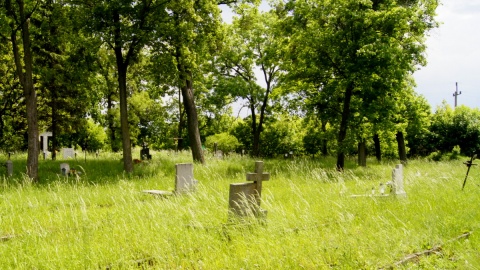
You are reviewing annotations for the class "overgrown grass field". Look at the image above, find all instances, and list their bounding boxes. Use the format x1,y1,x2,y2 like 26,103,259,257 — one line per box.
1,151,479,269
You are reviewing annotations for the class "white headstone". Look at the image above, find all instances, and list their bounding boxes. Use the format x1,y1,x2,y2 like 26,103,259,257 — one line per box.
60,163,70,175
392,164,407,197
63,148,75,159
39,131,52,153
175,163,197,194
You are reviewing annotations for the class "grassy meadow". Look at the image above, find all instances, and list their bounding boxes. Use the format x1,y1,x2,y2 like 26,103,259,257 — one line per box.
1,150,479,269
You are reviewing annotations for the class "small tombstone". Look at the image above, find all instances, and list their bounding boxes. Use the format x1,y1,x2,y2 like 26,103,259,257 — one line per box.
175,163,197,194
143,163,198,196
5,161,13,177
63,148,75,159
229,161,270,218
60,163,70,176
392,164,407,197
216,150,224,159
5,152,13,177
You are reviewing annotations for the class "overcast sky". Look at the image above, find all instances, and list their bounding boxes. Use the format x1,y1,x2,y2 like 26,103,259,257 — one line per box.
221,1,480,113
414,0,480,110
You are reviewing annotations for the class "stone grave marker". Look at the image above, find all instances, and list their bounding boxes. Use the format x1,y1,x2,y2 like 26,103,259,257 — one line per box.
60,163,70,175
5,152,13,177
39,131,52,159
228,161,270,218
63,148,75,159
392,164,407,197
143,163,198,196
175,163,197,194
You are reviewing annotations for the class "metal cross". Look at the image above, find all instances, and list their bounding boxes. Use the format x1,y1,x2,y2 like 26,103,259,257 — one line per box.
462,154,477,190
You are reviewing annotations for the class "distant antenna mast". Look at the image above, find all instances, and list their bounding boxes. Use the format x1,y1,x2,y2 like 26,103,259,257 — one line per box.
453,82,462,107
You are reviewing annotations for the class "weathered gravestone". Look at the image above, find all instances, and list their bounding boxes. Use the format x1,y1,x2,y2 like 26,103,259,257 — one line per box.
392,164,407,197
5,153,13,177
60,163,70,176
39,131,52,159
5,160,13,177
228,161,270,218
62,148,75,159
143,163,198,196
5,152,13,177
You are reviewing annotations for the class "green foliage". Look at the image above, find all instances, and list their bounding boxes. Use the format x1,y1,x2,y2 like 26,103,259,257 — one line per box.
260,115,304,157
85,119,107,151
228,118,253,152
429,103,480,156
281,0,438,167
205,132,241,153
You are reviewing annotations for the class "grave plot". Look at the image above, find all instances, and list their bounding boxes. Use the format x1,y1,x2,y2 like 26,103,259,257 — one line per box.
350,164,407,198
143,163,198,196
228,161,270,218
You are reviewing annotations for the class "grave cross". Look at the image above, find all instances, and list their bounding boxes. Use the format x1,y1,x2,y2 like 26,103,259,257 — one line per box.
246,161,270,204
39,131,52,159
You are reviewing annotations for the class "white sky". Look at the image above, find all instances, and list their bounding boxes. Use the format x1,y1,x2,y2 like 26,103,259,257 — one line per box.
220,1,480,114
414,0,480,111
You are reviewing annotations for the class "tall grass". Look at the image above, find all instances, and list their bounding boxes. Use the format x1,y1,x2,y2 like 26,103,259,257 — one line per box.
0,150,479,269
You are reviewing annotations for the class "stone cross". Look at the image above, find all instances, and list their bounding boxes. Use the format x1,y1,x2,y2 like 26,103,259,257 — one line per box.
246,161,270,203
392,164,407,197
229,161,270,218
39,131,52,157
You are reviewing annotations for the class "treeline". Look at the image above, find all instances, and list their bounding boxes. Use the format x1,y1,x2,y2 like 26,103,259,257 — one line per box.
1,0,465,181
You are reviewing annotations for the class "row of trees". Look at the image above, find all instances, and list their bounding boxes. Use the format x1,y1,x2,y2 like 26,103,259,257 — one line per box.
1,0,443,181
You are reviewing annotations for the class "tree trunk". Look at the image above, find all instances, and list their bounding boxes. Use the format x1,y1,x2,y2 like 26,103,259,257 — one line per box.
373,133,381,162
177,87,185,151
113,9,133,173
396,131,407,164
180,70,205,164
51,90,57,160
106,91,119,152
251,102,261,157
116,64,134,172
358,140,366,167
321,120,328,156
336,82,354,171
9,0,39,181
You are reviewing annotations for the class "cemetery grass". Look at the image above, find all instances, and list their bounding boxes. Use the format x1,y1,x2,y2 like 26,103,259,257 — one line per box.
1,151,479,269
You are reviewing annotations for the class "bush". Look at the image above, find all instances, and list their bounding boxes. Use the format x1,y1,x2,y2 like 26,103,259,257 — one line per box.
205,133,241,154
